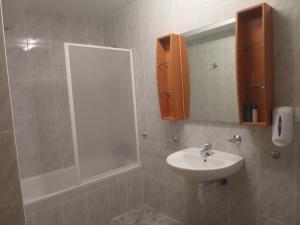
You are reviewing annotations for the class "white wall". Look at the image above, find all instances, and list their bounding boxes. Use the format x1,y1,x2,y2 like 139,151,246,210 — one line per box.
104,1,300,225
5,10,104,178
2,0,29,29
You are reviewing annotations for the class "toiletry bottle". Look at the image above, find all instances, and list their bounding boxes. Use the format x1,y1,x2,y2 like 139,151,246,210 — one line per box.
252,105,258,122
244,104,252,122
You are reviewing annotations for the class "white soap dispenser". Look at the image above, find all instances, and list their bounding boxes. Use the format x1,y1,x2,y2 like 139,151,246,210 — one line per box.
272,107,294,147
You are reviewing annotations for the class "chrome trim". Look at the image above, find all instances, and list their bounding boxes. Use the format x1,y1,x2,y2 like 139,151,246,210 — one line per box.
181,18,236,42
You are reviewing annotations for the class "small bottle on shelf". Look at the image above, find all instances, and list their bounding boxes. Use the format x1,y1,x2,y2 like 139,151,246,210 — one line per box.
244,104,252,122
252,105,258,122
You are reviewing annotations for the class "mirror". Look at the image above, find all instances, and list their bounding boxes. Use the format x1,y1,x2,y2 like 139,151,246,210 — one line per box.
182,19,239,123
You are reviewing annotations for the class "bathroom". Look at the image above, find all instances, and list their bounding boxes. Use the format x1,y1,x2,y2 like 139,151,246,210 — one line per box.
0,0,299,225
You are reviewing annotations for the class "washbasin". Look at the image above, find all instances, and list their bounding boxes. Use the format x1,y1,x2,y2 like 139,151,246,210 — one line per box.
166,148,243,182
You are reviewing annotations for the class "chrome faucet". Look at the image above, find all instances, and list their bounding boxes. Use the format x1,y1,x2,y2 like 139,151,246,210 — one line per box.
200,143,213,157
228,135,242,144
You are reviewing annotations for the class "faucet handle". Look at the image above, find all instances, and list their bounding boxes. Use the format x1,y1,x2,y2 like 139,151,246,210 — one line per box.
228,135,242,144
201,143,212,149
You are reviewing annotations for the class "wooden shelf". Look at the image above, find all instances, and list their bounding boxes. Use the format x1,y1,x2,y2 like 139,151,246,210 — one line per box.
239,84,265,90
156,34,190,121
238,42,263,50
236,3,274,126
241,121,268,126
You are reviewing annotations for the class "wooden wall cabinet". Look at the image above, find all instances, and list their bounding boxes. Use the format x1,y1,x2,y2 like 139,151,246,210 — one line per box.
236,3,274,126
156,34,190,120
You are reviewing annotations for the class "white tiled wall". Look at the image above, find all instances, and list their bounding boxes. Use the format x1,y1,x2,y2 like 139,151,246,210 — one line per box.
4,9,146,225
4,1,300,225
5,10,104,178
104,0,300,225
0,1,25,224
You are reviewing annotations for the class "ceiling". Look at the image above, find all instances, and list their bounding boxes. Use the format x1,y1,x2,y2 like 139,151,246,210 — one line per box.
26,0,134,19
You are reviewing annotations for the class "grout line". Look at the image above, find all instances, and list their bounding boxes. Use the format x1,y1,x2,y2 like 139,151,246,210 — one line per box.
0,130,13,135
259,215,288,225
292,1,298,219
13,112,67,119
292,118,298,224
141,170,145,206
256,128,261,225
10,77,63,83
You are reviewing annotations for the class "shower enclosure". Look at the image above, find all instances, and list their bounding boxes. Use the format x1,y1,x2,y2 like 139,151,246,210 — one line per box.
65,43,140,182
21,43,140,203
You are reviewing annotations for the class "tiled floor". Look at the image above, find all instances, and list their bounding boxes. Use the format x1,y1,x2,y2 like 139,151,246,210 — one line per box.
112,205,184,225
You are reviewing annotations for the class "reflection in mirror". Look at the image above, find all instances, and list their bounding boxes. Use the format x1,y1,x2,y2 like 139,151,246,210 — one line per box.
184,20,239,123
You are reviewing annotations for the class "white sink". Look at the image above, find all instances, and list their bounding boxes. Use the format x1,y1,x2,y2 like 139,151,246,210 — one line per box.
166,148,244,182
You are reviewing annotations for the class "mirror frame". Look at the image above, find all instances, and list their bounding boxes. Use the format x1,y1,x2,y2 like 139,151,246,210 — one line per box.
181,18,236,41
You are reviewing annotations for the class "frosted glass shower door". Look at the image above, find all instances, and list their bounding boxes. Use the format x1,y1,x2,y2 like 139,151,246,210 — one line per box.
64,43,140,182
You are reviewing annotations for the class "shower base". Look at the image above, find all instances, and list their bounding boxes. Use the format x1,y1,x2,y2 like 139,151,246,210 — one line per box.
112,205,184,225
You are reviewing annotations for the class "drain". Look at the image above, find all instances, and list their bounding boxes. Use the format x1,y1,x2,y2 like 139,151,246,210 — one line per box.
219,178,228,186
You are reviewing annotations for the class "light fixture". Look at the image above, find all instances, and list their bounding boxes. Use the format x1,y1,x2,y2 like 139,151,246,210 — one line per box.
22,38,38,51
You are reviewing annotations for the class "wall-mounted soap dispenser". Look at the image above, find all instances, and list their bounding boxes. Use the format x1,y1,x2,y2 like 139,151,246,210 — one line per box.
272,107,294,147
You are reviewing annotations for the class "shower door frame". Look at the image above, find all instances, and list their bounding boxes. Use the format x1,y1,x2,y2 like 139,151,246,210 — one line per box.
64,43,141,184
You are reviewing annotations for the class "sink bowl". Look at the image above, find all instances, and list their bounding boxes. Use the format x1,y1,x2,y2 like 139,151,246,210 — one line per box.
166,148,244,182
